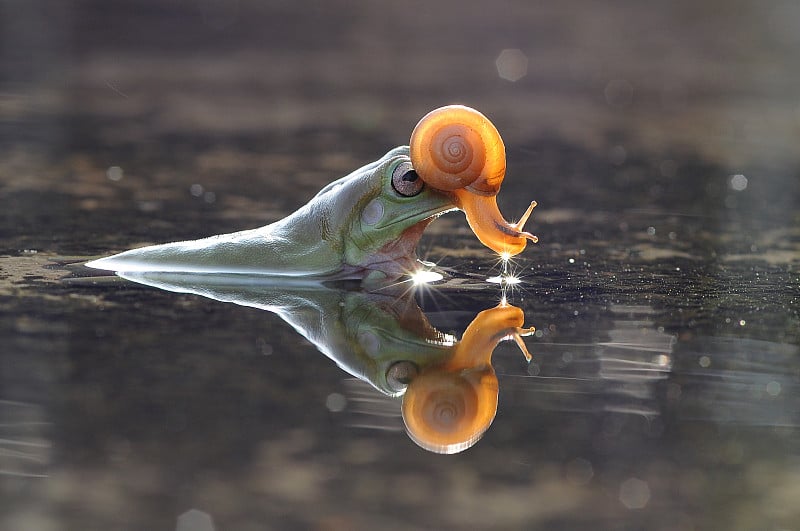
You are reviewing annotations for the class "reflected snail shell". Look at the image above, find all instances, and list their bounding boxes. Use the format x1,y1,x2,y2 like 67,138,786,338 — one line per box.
401,368,498,454
410,105,506,196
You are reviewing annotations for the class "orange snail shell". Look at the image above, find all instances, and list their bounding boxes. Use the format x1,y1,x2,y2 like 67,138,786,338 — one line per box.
401,368,498,454
409,105,538,257
409,105,506,196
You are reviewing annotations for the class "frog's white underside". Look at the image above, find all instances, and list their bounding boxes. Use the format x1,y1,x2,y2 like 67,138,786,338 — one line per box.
85,225,341,277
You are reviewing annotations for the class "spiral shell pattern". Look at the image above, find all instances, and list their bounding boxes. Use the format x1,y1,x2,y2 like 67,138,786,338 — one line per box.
410,105,506,196
418,378,476,432
402,370,498,454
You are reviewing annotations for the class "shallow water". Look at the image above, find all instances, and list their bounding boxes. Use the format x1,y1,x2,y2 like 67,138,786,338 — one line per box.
2,1,800,530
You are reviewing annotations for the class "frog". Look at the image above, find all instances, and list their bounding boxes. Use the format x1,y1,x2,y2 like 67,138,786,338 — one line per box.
87,146,454,284
86,105,538,284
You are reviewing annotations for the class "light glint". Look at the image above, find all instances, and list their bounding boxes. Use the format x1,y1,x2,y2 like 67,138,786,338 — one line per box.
410,270,443,285
487,274,521,285
495,49,528,82
730,174,748,191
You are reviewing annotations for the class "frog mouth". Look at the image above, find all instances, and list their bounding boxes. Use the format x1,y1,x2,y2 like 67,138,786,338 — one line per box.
374,203,456,230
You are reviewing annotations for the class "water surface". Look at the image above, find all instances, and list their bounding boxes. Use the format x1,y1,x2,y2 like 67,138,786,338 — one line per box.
2,1,799,530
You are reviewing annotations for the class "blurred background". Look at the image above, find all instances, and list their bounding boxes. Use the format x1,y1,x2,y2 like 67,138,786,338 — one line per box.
1,1,799,530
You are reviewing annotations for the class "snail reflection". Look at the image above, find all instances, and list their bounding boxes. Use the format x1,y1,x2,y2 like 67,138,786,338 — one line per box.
118,271,534,453
403,302,534,453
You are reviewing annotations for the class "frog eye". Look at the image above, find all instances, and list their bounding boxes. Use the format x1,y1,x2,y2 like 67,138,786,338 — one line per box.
386,360,419,393
391,161,424,197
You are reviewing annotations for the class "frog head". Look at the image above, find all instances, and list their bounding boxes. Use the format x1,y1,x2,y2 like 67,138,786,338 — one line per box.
320,146,455,281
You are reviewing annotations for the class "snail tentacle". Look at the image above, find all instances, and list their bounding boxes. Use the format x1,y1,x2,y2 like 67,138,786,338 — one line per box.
512,201,538,233
511,326,536,362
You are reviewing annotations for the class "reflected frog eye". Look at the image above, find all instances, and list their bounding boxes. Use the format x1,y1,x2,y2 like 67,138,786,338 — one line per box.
391,161,424,197
386,360,419,393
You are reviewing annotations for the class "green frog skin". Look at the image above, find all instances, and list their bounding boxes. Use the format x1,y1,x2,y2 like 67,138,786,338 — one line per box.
115,271,455,396
87,147,455,284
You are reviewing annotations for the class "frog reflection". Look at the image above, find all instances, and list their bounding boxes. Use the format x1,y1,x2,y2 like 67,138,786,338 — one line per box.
118,271,534,453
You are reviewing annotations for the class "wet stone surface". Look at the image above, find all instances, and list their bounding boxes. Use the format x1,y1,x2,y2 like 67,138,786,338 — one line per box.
2,1,800,530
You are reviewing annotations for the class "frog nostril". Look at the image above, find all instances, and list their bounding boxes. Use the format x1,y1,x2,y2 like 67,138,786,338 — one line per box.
361,199,384,225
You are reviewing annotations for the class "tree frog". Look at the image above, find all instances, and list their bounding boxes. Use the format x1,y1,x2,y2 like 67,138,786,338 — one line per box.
86,105,538,284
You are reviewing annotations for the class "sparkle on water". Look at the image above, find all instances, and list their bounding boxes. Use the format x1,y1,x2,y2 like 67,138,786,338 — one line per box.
410,270,444,285
487,274,521,285
487,254,522,285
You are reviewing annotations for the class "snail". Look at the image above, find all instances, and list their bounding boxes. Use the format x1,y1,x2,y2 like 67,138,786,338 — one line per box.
401,302,534,454
410,105,538,257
